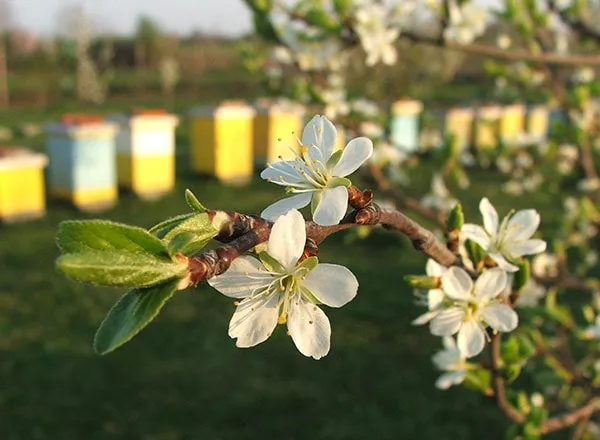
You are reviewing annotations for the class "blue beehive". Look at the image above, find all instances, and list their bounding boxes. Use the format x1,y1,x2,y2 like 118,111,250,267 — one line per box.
46,114,119,211
390,99,423,152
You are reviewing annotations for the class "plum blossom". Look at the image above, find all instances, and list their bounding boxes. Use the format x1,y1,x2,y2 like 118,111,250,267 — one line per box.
353,2,399,66
429,267,518,358
461,198,547,272
514,280,546,308
208,210,358,359
261,115,373,226
443,0,488,45
412,259,448,325
432,336,469,389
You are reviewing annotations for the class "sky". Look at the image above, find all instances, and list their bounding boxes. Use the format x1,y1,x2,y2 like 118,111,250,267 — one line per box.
8,0,254,36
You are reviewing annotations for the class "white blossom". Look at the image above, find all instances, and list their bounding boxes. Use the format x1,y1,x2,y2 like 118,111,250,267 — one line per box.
432,336,468,390
461,198,547,272
443,0,488,45
429,267,518,358
261,115,373,226
353,3,399,66
208,210,358,359
532,253,560,279
514,280,546,308
412,259,448,325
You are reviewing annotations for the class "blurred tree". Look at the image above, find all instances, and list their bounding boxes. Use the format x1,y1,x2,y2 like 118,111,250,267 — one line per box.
134,15,163,69
56,4,107,104
0,0,14,108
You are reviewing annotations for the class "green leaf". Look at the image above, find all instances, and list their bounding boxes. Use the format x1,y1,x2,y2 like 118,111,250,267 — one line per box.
465,239,485,267
311,191,322,216
185,189,207,213
502,335,521,364
56,250,188,288
513,260,531,292
463,368,492,394
505,364,521,383
327,176,351,188
151,213,219,255
159,213,217,243
167,232,198,255
259,251,284,273
297,256,318,273
326,149,343,169
404,275,439,289
149,213,196,238
93,279,179,354
446,203,464,231
57,220,170,258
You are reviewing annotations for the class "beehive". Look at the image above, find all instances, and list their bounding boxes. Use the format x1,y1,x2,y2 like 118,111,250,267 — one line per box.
499,104,526,143
474,105,502,150
390,99,423,152
112,109,179,199
525,105,549,142
0,146,47,222
189,101,255,184
46,114,118,211
430,107,474,150
253,99,304,165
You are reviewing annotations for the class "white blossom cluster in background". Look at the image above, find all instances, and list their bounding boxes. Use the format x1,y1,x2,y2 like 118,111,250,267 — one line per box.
413,197,546,388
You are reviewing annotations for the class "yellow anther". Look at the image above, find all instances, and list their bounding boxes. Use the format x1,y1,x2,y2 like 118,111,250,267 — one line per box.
278,313,288,324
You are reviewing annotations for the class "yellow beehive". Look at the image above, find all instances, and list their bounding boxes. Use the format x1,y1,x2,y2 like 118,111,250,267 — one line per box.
526,105,549,141
253,99,304,165
112,109,179,199
0,147,48,222
499,103,526,143
189,101,255,184
474,105,502,150
431,107,474,150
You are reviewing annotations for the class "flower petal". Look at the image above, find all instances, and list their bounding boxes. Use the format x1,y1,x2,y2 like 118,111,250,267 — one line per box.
302,115,337,162
504,239,547,257
412,310,438,326
481,303,518,332
261,193,312,221
428,289,445,310
287,299,331,359
303,263,358,308
441,267,473,301
474,268,508,300
480,197,499,235
228,293,279,348
504,209,540,242
426,259,446,277
312,186,348,226
331,137,373,177
461,224,490,249
435,370,466,390
268,209,306,270
430,307,466,336
457,320,486,358
260,160,307,186
208,256,272,298
442,335,457,350
488,252,519,272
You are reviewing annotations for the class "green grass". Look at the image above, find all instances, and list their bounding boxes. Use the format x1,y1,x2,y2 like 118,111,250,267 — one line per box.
0,106,567,439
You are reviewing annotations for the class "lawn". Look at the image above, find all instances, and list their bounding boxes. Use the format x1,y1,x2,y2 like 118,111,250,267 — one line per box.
0,103,564,440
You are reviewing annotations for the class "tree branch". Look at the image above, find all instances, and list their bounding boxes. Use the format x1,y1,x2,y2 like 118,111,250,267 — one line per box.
400,31,600,66
187,191,459,284
490,334,527,424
